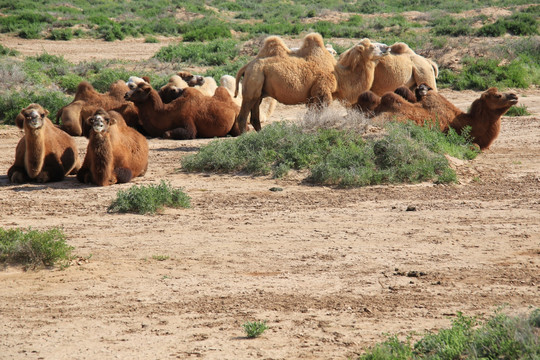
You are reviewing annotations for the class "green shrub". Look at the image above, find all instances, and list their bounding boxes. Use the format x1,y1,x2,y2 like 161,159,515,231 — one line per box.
505,104,531,117
0,88,71,125
89,68,133,93
154,39,240,66
0,227,73,269
359,309,540,359
182,121,478,187
58,73,85,93
439,57,533,90
18,24,42,39
108,181,191,214
48,28,74,41
0,44,19,56
144,36,159,43
242,321,268,338
478,12,539,37
430,16,474,36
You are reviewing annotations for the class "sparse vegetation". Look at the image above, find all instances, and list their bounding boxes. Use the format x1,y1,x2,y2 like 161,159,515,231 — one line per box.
182,117,479,187
108,181,191,214
506,104,532,116
358,309,540,359
242,321,269,338
0,227,73,269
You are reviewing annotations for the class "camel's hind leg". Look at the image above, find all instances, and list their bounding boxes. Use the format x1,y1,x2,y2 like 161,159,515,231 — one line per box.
250,97,263,131
236,97,259,134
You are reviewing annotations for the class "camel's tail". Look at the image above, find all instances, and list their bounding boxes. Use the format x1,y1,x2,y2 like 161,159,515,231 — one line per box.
55,106,66,125
234,63,249,98
428,59,439,78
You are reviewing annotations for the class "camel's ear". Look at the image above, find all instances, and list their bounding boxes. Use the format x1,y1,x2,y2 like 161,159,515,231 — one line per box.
43,108,49,117
15,112,25,129
108,115,117,125
142,76,150,83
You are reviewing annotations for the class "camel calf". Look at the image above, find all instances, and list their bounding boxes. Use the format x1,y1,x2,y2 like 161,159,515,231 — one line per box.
77,109,148,186
8,104,79,183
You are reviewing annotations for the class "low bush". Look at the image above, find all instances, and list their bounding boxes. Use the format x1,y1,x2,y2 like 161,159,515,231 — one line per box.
359,309,540,359
154,39,240,66
182,120,478,187
0,88,71,125
108,181,191,215
0,227,73,269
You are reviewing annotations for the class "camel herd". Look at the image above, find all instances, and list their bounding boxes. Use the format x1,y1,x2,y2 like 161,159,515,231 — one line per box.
7,32,519,186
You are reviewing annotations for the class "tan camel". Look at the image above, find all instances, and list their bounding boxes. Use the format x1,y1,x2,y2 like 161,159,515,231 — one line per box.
234,33,388,133
370,42,438,95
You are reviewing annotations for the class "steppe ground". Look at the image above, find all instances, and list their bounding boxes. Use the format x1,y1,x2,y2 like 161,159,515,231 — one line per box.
0,36,539,359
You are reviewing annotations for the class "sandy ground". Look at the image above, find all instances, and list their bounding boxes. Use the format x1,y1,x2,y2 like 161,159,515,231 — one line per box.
0,37,539,360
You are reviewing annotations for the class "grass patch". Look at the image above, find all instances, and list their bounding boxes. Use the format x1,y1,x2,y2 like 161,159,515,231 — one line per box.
0,227,73,269
506,104,531,116
242,321,268,338
108,181,191,215
0,87,71,125
438,56,534,90
358,309,540,359
153,39,240,66
181,118,479,187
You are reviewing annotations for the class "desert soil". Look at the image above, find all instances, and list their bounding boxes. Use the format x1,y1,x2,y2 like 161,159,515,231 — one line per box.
0,37,539,360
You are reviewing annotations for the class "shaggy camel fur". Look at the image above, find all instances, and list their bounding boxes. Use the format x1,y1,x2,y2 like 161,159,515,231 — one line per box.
8,104,79,183
125,82,243,139
234,33,388,132
77,109,148,186
126,76,150,90
57,81,138,136
449,88,518,149
220,74,277,124
370,42,438,95
158,72,213,103
355,83,433,115
364,87,518,150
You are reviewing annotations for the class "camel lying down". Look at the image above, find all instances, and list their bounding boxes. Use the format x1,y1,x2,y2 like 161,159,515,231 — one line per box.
355,86,518,150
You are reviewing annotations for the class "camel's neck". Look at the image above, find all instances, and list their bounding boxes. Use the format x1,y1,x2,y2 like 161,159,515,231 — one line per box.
24,127,45,178
334,60,378,105
90,132,114,185
450,99,506,149
135,90,169,137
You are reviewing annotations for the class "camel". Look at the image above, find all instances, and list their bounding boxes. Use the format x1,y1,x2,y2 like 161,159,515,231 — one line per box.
125,82,244,139
449,88,518,149
56,80,139,137
220,74,277,124
234,33,388,133
126,76,151,90
158,72,213,103
363,87,518,150
77,109,148,186
8,104,79,183
370,42,438,95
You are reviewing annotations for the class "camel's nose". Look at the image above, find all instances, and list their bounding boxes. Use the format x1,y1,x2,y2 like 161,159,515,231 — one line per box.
507,93,518,101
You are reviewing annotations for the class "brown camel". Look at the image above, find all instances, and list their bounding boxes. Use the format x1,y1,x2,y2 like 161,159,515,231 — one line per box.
8,104,79,183
77,109,148,186
125,82,243,139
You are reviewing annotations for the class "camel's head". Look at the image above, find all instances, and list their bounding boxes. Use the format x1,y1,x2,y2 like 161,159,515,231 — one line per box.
338,39,389,69
88,109,115,134
158,85,184,104
126,76,149,90
481,88,519,110
415,83,433,101
177,71,205,87
20,104,48,130
125,82,153,103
